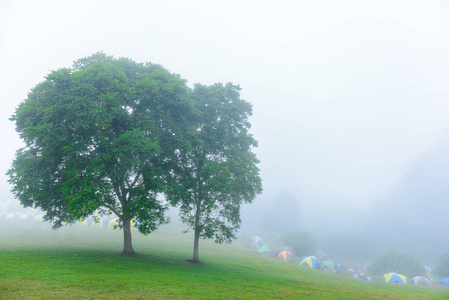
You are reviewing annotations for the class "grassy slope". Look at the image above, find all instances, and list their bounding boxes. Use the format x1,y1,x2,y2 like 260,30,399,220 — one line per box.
0,219,448,299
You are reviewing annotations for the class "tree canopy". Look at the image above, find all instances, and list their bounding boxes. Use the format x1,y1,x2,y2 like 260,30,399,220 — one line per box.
9,53,262,257
8,53,193,254
165,83,262,262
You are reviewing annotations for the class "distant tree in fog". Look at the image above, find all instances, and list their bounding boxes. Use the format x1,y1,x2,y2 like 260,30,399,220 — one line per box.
280,230,317,257
434,252,449,278
368,251,425,277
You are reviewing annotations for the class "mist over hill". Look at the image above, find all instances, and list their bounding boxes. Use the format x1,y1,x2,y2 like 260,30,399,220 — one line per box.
372,138,449,231
360,137,449,262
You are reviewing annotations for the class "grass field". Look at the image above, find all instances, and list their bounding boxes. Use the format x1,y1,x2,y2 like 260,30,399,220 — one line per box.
1,218,448,299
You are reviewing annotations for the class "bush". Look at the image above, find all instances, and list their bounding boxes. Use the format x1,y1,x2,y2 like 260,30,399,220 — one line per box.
280,230,317,257
433,252,449,278
368,251,425,277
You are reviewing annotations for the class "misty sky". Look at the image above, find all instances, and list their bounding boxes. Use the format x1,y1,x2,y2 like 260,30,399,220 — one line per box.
1,0,449,213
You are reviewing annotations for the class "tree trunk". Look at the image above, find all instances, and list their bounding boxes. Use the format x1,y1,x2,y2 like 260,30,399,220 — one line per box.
192,227,200,262
192,201,201,262
122,217,135,255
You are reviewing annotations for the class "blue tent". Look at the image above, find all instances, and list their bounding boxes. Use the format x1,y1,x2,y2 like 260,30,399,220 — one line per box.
101,217,110,228
19,213,35,220
317,250,327,259
439,278,449,286
86,216,94,226
300,256,320,269
384,272,406,284
354,273,370,281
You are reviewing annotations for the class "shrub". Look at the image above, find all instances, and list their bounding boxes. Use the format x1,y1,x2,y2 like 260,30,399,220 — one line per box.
280,230,317,257
433,252,449,278
367,251,425,277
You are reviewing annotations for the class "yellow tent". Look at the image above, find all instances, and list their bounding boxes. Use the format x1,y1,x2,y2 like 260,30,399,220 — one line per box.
6,213,20,219
76,219,88,226
90,219,104,228
384,272,407,284
108,218,119,229
33,215,43,221
107,218,138,230
18,214,31,220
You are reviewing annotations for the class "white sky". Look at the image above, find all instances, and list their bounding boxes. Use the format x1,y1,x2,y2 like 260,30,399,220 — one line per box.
1,0,449,212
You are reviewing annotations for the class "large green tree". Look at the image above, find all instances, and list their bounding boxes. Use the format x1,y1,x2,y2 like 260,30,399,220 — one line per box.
166,83,262,262
8,53,192,254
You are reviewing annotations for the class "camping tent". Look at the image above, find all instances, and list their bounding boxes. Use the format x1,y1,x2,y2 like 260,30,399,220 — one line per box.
249,236,263,249
33,215,43,221
277,250,294,262
439,278,449,286
336,263,346,270
19,214,35,220
424,266,432,278
384,272,407,284
77,219,88,226
101,217,110,228
300,256,320,269
317,250,328,260
106,218,138,230
411,276,431,285
6,213,20,219
108,218,119,229
320,260,336,273
354,273,370,281
132,220,140,230
269,250,281,258
347,268,356,273
257,244,271,253
90,219,104,228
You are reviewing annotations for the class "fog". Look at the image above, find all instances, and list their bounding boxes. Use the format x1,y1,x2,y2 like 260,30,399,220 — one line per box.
2,0,449,265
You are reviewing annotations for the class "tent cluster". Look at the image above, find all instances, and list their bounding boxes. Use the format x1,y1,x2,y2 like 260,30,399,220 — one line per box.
249,237,349,273
0,212,43,222
248,236,448,286
0,211,136,230
383,273,442,285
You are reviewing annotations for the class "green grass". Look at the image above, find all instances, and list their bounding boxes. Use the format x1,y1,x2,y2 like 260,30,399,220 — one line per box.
0,219,448,299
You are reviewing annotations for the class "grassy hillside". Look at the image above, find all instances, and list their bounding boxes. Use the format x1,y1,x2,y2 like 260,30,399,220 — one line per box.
0,218,448,299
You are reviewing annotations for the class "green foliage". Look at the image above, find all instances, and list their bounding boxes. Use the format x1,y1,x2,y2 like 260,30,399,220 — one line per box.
8,53,193,252
368,251,425,277
280,230,317,257
433,252,449,278
165,83,262,261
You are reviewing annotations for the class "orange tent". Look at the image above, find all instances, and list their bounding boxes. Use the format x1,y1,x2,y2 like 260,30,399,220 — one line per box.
277,250,294,262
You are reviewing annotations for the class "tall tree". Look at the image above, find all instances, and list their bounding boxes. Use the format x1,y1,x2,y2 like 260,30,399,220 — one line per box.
166,83,262,262
8,53,192,254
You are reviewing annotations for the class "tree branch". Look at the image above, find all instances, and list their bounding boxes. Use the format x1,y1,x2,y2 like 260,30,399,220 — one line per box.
128,173,141,189
102,203,121,218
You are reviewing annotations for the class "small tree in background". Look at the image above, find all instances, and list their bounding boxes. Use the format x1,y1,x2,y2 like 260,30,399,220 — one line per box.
368,251,425,277
433,252,449,278
280,230,317,257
